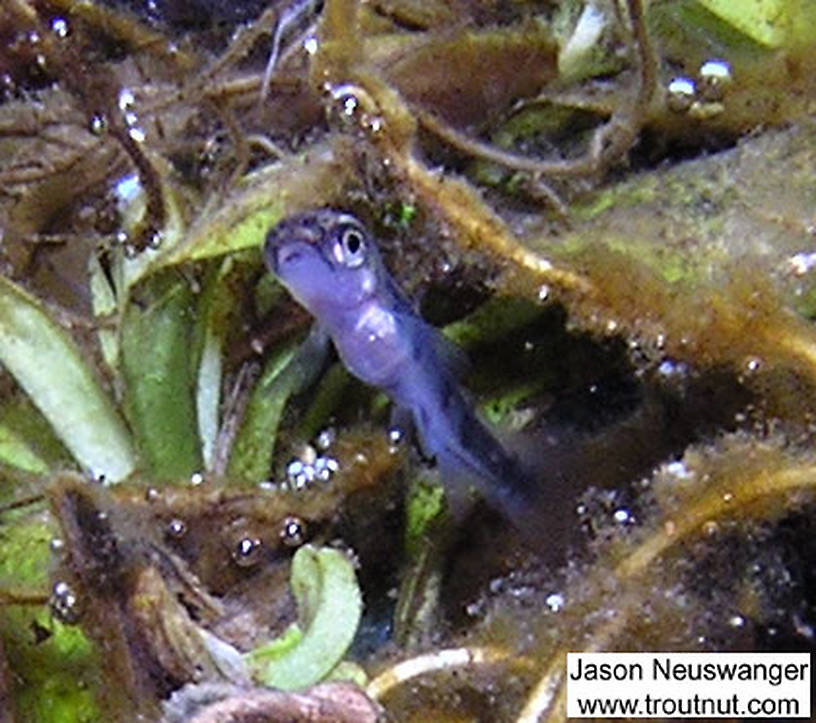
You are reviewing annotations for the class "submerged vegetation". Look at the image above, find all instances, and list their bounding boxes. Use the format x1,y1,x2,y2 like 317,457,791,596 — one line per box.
1,0,816,720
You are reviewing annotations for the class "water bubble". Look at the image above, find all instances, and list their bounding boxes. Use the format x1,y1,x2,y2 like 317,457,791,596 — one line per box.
613,508,631,524
190,471,204,486
118,88,135,111
124,243,139,259
316,428,336,450
537,285,550,302
314,455,339,481
232,536,263,567
144,486,160,502
665,460,692,479
366,115,384,133
286,458,316,489
128,126,146,143
666,76,696,112
303,36,319,55
114,172,141,207
698,59,732,102
545,592,565,612
50,537,65,553
728,613,745,628
744,356,762,374
167,518,187,538
280,516,306,547
50,581,81,624
341,95,358,116
657,358,687,378
51,18,69,38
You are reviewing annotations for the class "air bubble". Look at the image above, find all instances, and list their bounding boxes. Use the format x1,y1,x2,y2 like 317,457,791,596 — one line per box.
51,18,69,38
167,518,187,538
341,95,358,116
50,537,65,553
128,126,146,143
698,59,732,102
148,230,163,250
232,536,263,567
665,460,692,479
613,508,631,524
50,581,81,624
118,88,135,111
280,516,306,547
316,428,336,450
666,76,696,112
545,592,564,612
286,458,315,489
314,455,339,481
190,471,204,486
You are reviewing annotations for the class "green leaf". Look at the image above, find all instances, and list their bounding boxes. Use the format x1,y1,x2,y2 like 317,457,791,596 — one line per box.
0,422,50,474
0,276,136,483
228,330,328,483
121,274,201,479
246,545,362,690
227,343,299,483
157,141,353,267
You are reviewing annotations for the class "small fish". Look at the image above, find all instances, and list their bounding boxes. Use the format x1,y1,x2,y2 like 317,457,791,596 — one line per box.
264,209,541,521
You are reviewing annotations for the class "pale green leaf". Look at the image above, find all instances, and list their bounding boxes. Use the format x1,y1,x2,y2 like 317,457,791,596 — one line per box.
247,545,362,690
0,276,136,482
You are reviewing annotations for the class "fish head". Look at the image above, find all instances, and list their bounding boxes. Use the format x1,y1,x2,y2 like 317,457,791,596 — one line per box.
264,209,382,315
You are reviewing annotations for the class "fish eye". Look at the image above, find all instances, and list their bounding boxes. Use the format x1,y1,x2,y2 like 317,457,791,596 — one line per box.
332,225,367,268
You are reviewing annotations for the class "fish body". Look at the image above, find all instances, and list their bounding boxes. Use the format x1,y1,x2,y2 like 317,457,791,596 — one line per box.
264,209,538,517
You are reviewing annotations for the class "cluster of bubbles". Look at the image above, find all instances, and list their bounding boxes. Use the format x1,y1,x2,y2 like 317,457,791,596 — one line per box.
324,82,386,136
259,428,341,492
50,580,81,624
667,59,732,119
0,15,71,100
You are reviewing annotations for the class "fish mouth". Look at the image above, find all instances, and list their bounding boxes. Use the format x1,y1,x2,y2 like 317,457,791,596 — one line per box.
275,244,304,269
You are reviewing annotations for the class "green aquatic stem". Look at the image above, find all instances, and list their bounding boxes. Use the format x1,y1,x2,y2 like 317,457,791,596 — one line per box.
0,275,136,483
